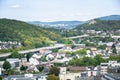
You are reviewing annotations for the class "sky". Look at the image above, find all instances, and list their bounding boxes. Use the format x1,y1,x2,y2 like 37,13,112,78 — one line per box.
0,0,120,22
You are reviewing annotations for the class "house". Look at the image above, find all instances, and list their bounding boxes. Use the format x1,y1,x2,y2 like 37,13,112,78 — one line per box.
6,58,20,69
20,58,31,66
46,54,54,61
86,50,91,57
52,56,72,64
29,57,40,65
0,67,2,75
32,53,42,59
59,46,72,52
67,66,86,73
39,49,52,55
56,53,65,59
86,66,100,76
100,61,120,75
91,47,97,56
100,63,108,75
4,74,47,80
27,65,39,73
108,61,118,67
59,67,81,80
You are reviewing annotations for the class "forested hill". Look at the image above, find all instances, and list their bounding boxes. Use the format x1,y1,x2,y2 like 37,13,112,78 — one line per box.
0,18,62,49
75,19,120,31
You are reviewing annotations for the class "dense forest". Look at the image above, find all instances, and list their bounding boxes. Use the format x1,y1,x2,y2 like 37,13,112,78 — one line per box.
0,18,62,49
76,19,120,31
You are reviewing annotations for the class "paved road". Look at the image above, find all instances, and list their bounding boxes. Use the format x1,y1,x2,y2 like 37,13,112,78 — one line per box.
69,34,89,39
0,44,65,57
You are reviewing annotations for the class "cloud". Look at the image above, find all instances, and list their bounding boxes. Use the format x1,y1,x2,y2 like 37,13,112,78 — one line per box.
11,4,20,8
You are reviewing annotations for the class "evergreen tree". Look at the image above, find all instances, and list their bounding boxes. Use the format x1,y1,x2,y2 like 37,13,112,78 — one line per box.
3,61,11,71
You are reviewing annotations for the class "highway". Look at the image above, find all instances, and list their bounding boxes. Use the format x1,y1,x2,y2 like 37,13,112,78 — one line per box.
0,44,65,57
69,34,89,39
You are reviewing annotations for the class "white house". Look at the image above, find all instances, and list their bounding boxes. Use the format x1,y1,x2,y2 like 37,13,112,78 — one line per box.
32,53,42,59
0,67,2,75
108,61,120,67
29,57,39,65
46,54,54,61
4,74,47,80
87,67,99,76
59,67,81,80
100,63,108,75
6,58,20,68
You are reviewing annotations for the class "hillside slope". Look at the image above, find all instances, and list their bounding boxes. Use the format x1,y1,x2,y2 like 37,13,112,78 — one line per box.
76,19,120,31
0,18,62,49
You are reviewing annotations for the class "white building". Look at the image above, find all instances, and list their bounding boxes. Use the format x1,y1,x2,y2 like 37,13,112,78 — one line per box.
0,67,2,75
87,67,99,76
6,58,20,68
108,61,120,67
59,67,81,80
46,54,54,61
4,74,47,80
100,63,108,75
29,57,39,65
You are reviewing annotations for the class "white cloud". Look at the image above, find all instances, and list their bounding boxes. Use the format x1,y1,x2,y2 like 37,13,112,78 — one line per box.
11,4,20,8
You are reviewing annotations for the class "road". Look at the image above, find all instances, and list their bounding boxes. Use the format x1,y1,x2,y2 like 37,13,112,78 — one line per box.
0,44,65,57
69,34,89,39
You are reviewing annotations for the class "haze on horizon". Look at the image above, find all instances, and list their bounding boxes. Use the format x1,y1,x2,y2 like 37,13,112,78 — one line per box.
0,0,120,22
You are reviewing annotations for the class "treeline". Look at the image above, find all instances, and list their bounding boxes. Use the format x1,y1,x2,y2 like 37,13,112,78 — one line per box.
76,19,120,31
0,18,62,50
68,54,120,66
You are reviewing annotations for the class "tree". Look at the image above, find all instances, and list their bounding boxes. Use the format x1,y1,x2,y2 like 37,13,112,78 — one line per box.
97,45,107,50
112,44,116,49
38,66,44,72
49,67,60,76
10,50,20,58
94,55,103,65
80,49,87,55
52,48,58,52
3,61,11,71
20,65,27,71
41,56,47,62
26,53,30,62
47,74,59,80
113,48,117,54
0,76,2,80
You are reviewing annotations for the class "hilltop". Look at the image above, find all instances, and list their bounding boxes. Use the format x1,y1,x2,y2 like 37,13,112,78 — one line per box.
75,19,120,31
99,15,120,20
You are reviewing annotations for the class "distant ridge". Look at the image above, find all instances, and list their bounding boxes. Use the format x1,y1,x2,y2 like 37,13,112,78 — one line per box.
98,15,120,20
28,15,120,29
28,21,84,29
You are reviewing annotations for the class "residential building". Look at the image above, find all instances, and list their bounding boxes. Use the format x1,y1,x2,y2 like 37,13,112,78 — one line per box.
100,63,108,75
59,67,82,80
86,67,100,76
4,74,47,80
0,67,2,75
6,58,20,69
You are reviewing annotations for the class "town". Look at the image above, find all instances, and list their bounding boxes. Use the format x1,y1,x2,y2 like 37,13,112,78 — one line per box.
0,29,120,80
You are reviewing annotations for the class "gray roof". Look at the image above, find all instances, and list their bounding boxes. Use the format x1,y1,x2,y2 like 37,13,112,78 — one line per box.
4,74,47,80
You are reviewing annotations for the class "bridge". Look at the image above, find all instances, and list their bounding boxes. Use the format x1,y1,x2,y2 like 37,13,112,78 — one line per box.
0,44,65,57
69,34,89,39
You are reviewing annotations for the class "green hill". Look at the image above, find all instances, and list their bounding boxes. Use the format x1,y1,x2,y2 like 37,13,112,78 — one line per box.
76,19,120,31
0,18,62,49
